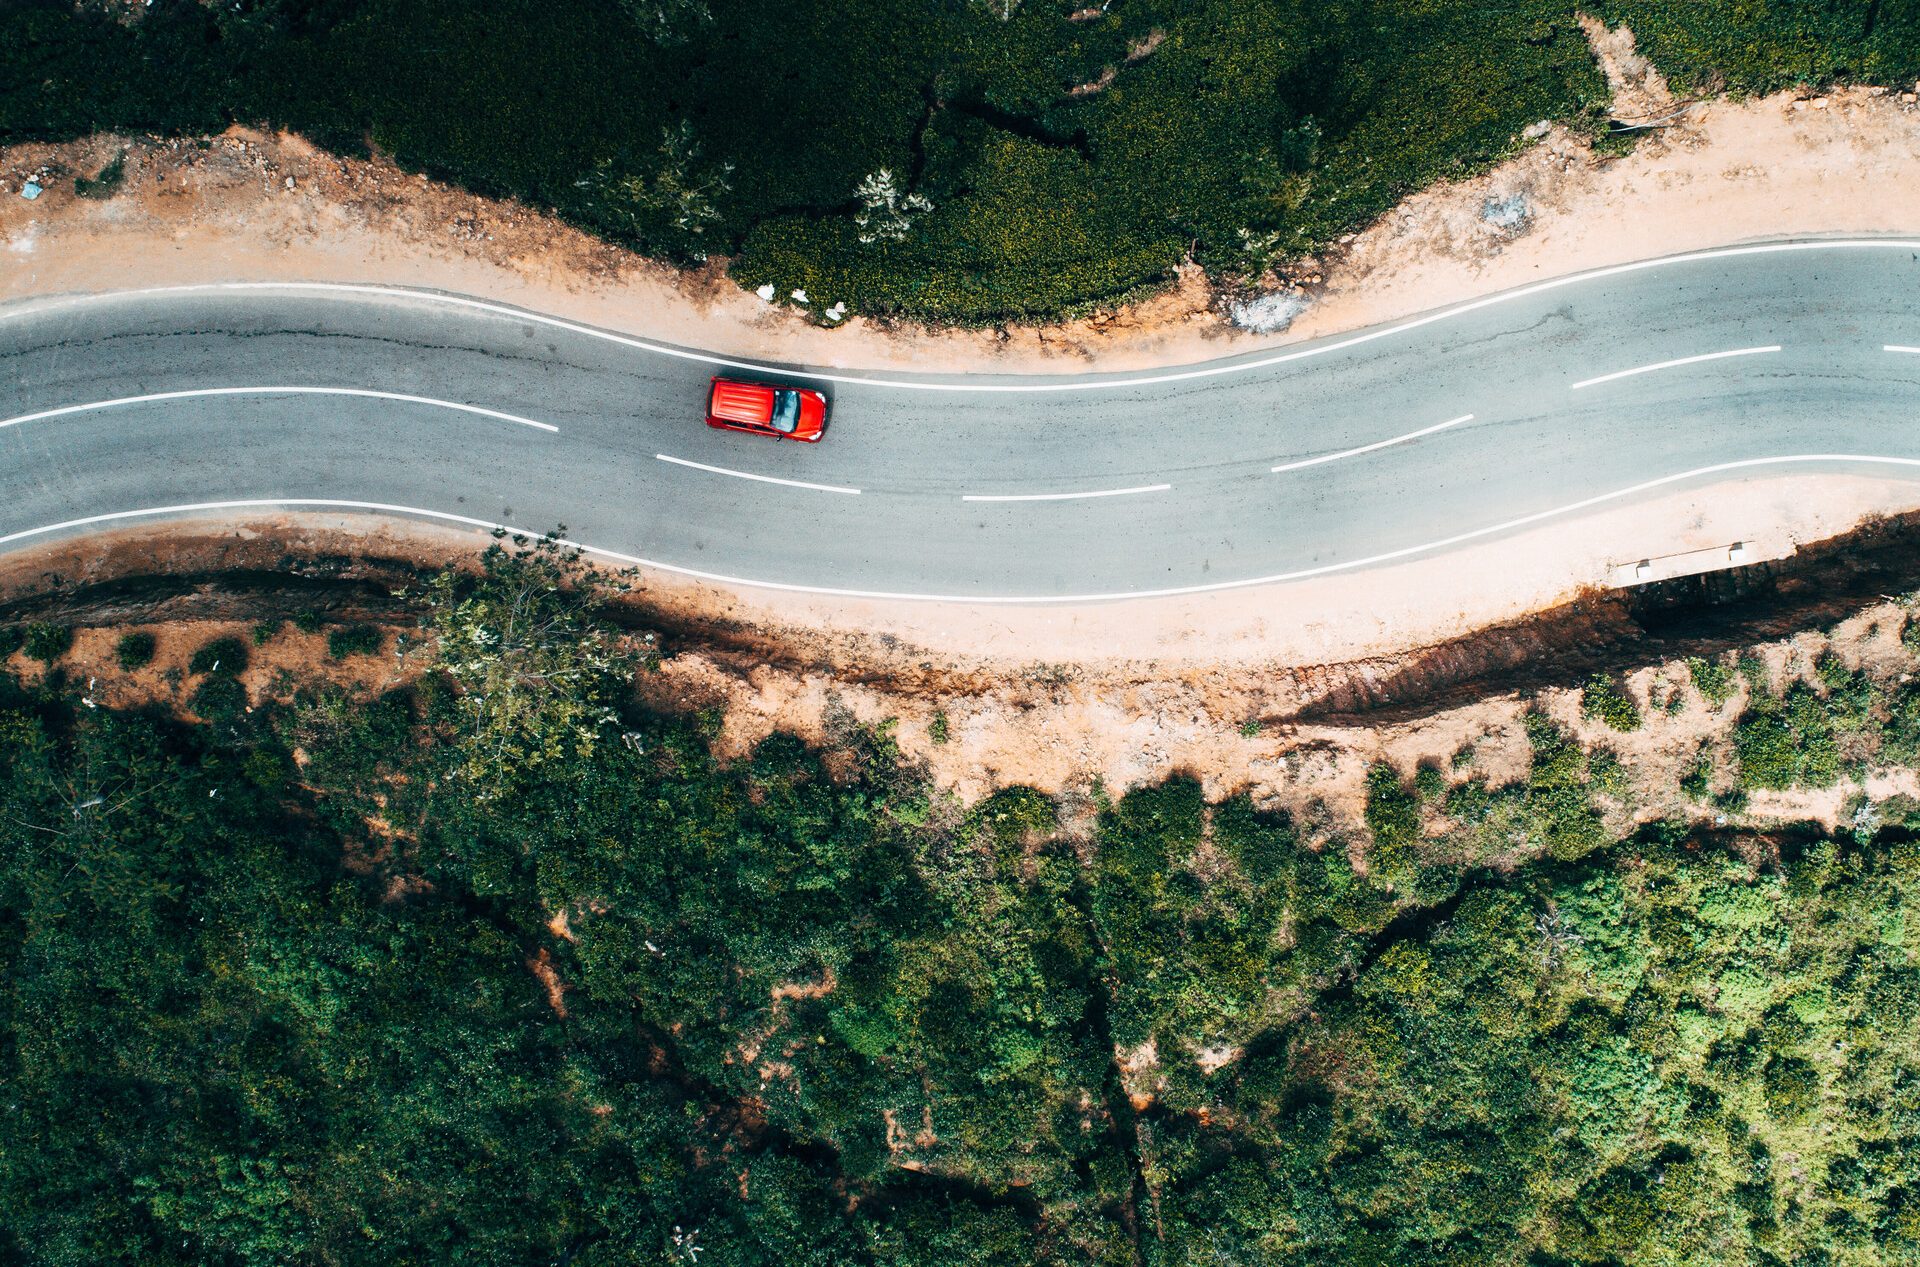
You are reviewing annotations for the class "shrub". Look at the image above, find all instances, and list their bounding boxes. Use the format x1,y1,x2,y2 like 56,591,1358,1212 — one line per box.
293,610,324,633
1581,675,1641,732
73,150,125,199
250,621,280,646
929,709,950,744
1687,656,1735,707
0,627,22,657
1734,684,1840,791
1412,764,1446,802
188,674,247,726
115,631,156,670
24,624,72,664
188,637,248,677
326,625,384,659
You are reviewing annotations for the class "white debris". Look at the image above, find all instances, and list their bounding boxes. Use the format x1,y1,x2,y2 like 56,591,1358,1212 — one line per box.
1226,290,1310,334
284,175,295,190
823,301,847,323
1522,119,1552,139
19,181,40,201
789,288,809,304
754,282,776,302
1481,191,1530,232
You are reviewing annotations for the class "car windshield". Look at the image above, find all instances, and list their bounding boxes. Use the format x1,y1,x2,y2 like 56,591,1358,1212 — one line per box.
769,390,800,433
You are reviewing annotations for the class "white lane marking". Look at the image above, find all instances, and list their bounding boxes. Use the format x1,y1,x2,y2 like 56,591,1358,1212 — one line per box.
962,483,1170,502
654,452,860,495
0,387,558,433
9,454,1920,603
1887,345,1920,354
1569,345,1781,391
6,239,1917,394
1271,413,1473,474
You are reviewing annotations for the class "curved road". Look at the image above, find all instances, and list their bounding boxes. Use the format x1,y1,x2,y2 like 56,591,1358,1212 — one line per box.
3,238,1920,601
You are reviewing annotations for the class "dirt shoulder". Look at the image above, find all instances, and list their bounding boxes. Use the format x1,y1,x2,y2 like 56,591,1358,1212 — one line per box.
4,72,1919,373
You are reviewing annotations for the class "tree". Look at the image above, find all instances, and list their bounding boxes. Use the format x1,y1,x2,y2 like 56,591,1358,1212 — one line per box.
853,169,932,245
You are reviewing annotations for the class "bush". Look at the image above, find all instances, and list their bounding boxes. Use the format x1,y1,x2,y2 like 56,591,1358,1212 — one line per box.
188,637,248,677
188,674,248,726
251,620,280,646
293,610,324,633
1687,656,1734,707
1735,684,1840,791
115,631,156,670
73,150,124,199
1581,675,1641,732
23,624,72,664
929,709,950,745
326,625,384,659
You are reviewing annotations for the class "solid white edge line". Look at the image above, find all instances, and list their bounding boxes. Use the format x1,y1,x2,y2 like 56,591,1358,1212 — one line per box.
6,239,1919,394
8,456,1919,603
1887,345,1920,354
0,386,558,433
1271,413,1473,473
1569,345,1782,391
654,452,860,495
962,483,1171,502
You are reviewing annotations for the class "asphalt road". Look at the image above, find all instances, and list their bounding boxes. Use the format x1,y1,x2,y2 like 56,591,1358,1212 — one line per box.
3,239,1920,601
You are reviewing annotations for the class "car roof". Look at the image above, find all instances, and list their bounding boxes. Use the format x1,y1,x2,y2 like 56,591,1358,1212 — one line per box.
711,379,776,426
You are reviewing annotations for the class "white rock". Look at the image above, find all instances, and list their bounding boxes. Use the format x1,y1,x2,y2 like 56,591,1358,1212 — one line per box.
790,288,809,304
284,175,295,190
754,283,776,302
1522,119,1552,139
1226,290,1310,334
823,301,847,323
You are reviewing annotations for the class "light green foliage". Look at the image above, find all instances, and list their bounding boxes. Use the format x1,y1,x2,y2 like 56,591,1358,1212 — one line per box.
1592,0,1920,96
1688,654,1735,706
425,534,636,795
1582,673,1641,731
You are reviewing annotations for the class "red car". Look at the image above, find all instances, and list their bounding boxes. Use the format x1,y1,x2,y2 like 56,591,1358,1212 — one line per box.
706,377,828,442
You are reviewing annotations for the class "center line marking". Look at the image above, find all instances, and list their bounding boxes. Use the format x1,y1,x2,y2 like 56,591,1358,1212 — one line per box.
1887,345,1920,354
962,483,1171,502
0,386,558,433
1569,345,1781,391
1271,413,1474,474
654,453,861,495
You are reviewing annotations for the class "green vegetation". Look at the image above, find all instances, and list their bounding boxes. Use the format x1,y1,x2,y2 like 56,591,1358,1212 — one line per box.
1581,672,1641,731
1,0,1618,322
1688,653,1736,706
324,624,384,659
1594,0,1920,96
115,630,157,670
10,543,1920,1262
22,623,72,664
188,635,249,677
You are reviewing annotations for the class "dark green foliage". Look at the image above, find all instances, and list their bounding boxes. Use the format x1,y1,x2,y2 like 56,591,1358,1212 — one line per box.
1735,682,1841,790
1582,673,1641,731
16,546,1920,1263
249,620,279,646
324,624,383,659
22,623,72,664
115,630,156,670
0,626,21,657
1592,0,1920,97
292,609,323,633
188,636,248,677
1,0,1614,323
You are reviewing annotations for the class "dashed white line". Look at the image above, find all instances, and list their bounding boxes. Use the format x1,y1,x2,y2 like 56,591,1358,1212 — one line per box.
0,386,558,433
1271,413,1474,473
654,453,861,495
6,239,1916,393
1569,345,1780,391
962,483,1171,502
10,454,1919,602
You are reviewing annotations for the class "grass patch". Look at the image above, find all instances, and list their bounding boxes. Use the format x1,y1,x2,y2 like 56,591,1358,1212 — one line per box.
115,631,156,670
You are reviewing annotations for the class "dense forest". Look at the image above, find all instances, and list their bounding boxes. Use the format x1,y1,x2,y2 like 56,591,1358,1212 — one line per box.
4,0,1916,321
4,537,1920,1264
